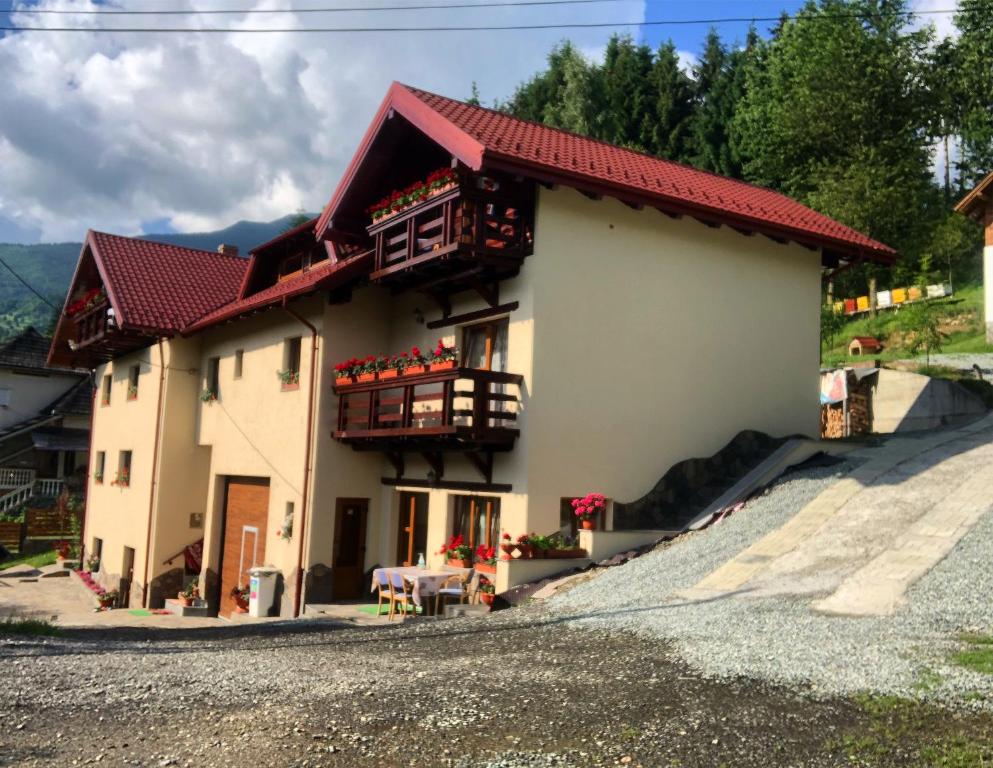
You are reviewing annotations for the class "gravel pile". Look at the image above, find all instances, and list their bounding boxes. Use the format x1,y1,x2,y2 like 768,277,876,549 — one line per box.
550,461,993,707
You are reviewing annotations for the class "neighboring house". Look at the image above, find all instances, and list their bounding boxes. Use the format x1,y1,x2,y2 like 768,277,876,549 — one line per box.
48,83,895,616
955,171,993,342
0,327,92,514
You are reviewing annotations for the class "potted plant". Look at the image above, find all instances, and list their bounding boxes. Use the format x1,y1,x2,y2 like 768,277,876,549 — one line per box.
334,358,360,386
429,339,459,371
53,540,71,562
478,578,495,607
127,384,138,401
199,388,217,403
93,468,103,484
97,589,118,609
401,346,427,376
528,534,551,559
110,468,130,488
85,554,100,572
547,534,587,559
499,532,516,559
475,544,497,574
378,354,400,380
278,369,301,389
231,585,250,613
515,533,532,559
355,355,379,383
438,534,471,568
572,493,606,530
178,580,199,607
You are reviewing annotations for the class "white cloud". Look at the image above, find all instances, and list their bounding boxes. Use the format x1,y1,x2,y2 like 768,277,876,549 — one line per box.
676,49,697,74
0,0,647,242
908,0,959,41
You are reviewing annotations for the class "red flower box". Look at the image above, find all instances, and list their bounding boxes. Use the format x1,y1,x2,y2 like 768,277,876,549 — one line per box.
379,368,399,380
446,558,470,568
476,562,496,575
403,365,426,376
335,376,353,386
430,360,456,371
357,372,377,383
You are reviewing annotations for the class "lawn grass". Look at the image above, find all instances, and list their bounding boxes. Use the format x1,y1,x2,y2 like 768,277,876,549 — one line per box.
0,616,60,636
823,283,993,367
828,693,993,767
0,550,57,571
953,634,993,676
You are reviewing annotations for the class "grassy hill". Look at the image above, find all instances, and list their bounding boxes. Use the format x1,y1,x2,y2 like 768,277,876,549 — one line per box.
0,214,314,342
822,283,993,366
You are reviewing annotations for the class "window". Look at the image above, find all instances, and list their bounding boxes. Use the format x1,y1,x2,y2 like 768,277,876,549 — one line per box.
127,365,139,400
462,319,509,372
91,537,102,560
0,387,10,408
206,357,220,399
234,349,244,379
101,374,112,406
115,450,132,488
94,451,106,484
281,337,302,389
452,495,501,551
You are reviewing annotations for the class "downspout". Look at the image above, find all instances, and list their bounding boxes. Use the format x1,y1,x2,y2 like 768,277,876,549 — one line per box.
79,370,98,574
283,299,318,618
141,339,167,607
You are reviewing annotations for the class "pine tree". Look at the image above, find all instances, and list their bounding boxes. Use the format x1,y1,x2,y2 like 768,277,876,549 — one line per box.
599,35,656,150
647,40,695,161
953,0,993,188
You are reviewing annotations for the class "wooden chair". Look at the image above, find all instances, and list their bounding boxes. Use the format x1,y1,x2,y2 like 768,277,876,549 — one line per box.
373,570,391,616
434,571,471,616
387,570,416,621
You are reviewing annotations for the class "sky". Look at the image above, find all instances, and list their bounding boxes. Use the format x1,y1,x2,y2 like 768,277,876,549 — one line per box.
0,0,959,244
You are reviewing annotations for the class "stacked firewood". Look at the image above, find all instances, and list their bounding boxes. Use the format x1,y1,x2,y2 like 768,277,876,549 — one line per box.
821,404,846,438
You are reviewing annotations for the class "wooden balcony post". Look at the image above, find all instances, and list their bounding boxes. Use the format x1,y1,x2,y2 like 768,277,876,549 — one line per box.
472,378,488,437
401,381,414,429
337,393,346,434
406,217,415,264
441,380,453,427
367,390,376,430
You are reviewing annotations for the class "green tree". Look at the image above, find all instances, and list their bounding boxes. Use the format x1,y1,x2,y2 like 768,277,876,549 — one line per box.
599,35,656,149
648,40,696,160
541,46,599,136
466,81,481,106
900,301,943,366
953,0,993,187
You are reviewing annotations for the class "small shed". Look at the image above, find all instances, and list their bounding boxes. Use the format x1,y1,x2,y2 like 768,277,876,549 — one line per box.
849,336,883,356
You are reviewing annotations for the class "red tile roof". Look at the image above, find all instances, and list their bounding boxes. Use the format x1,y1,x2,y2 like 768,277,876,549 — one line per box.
851,336,883,348
88,231,248,333
317,83,895,262
184,247,372,333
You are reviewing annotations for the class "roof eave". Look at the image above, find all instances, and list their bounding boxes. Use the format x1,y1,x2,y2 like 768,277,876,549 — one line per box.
483,153,896,265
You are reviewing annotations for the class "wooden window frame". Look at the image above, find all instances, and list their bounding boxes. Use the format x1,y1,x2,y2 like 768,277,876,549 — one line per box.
461,318,509,372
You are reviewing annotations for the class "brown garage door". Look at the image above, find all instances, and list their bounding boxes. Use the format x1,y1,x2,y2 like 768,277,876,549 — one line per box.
219,477,270,617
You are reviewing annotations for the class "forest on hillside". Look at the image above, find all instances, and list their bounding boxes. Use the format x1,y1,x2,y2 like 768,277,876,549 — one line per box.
490,0,993,302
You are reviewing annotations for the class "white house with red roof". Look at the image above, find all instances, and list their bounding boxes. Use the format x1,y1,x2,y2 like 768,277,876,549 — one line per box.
49,83,894,616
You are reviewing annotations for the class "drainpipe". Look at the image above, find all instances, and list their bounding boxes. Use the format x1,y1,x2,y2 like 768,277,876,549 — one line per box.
79,369,98,575
141,339,167,607
283,299,318,618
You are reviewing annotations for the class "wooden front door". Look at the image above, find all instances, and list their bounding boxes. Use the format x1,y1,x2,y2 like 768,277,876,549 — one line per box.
119,546,135,609
395,491,429,567
332,498,368,600
218,477,270,617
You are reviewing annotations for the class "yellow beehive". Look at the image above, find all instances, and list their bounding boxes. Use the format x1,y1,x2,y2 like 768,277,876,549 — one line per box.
833,301,844,314
908,286,922,301
891,287,907,304
856,296,870,312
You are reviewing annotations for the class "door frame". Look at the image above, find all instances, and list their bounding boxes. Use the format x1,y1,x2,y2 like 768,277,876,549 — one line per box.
216,476,271,617
395,491,429,567
331,497,369,600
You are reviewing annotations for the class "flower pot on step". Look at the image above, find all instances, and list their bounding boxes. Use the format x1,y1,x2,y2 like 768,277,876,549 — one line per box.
480,592,495,607
446,558,470,569
581,519,596,530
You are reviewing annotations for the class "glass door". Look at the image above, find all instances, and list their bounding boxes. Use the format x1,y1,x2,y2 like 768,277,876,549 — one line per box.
395,491,429,566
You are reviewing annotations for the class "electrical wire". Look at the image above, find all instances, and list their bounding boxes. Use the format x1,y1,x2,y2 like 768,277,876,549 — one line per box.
0,7,961,34
0,256,59,311
2,0,631,14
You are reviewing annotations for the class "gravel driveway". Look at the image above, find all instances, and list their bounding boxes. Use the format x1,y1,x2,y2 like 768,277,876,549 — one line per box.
551,452,993,706
3,612,992,768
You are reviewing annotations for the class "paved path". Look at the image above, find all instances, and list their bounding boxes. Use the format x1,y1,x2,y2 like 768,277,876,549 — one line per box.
683,413,993,615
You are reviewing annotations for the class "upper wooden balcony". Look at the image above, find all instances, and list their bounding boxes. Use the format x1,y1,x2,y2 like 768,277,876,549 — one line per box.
365,175,534,294
72,298,113,348
333,366,523,475
68,296,150,363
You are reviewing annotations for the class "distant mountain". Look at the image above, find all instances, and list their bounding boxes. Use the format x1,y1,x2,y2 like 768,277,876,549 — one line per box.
0,214,315,342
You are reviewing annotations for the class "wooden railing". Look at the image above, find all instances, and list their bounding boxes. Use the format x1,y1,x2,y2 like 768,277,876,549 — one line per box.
333,367,523,445
367,182,533,282
73,298,113,347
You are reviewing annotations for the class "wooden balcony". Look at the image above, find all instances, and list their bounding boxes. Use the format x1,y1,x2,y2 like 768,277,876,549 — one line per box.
69,298,150,363
333,366,524,489
366,177,534,295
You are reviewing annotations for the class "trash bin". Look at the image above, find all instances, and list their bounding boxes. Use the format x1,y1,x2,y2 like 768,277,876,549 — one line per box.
248,566,280,617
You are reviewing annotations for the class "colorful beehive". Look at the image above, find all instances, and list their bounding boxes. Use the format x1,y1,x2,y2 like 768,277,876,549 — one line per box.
832,301,844,314
856,295,870,312
876,290,892,308
908,286,923,301
891,287,907,304
844,298,857,314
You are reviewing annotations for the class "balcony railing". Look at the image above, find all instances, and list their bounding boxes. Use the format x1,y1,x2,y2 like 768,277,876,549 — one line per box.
333,366,523,448
73,298,113,347
366,178,534,286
